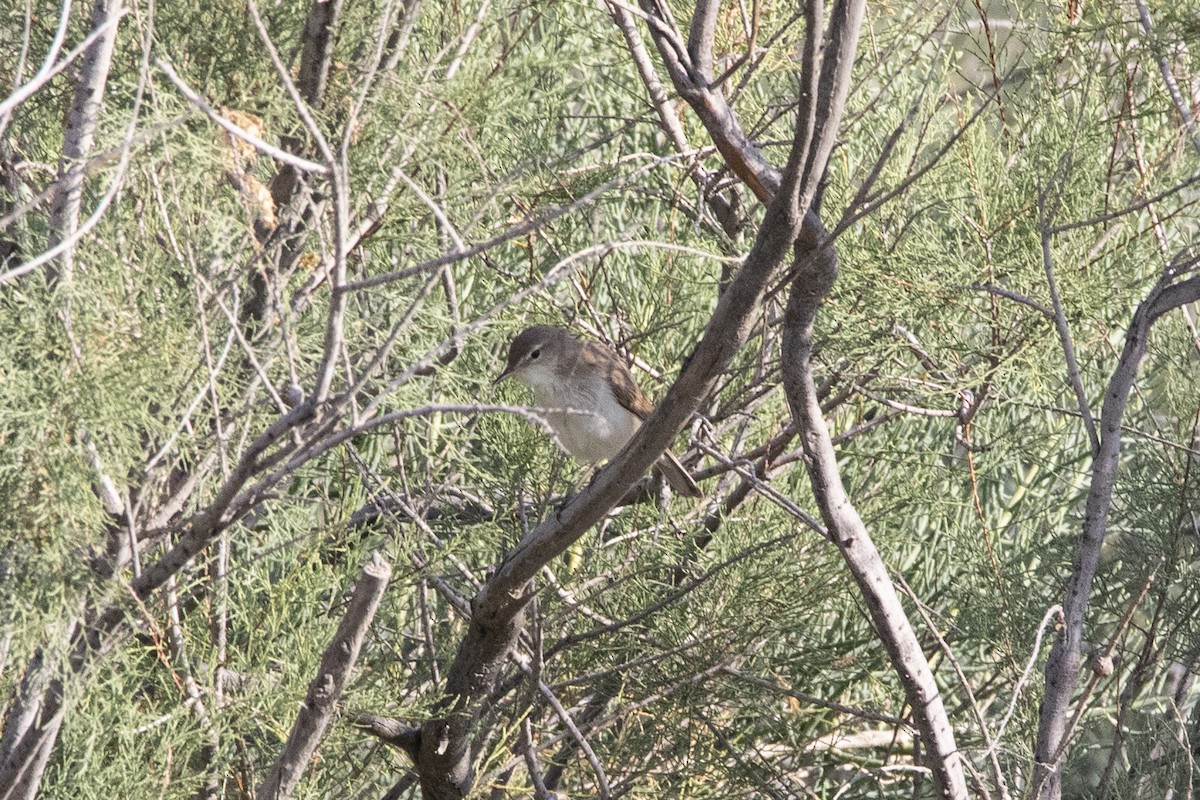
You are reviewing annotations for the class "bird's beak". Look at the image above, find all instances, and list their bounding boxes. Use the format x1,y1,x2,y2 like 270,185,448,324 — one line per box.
492,366,514,386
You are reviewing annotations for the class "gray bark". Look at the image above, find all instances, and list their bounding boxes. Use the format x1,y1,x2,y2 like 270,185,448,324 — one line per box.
46,0,123,284
258,552,392,800
641,1,967,796
780,227,968,799
1032,271,1200,799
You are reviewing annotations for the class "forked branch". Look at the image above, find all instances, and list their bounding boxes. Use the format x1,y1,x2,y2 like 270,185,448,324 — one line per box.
1032,269,1200,800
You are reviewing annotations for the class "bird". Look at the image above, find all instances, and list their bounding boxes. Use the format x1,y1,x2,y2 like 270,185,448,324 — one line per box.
494,325,701,497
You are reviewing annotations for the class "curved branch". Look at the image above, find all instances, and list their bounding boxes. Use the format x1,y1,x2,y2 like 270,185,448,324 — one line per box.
780,228,968,799
1032,272,1200,800
638,0,780,202
410,25,846,794
775,2,966,796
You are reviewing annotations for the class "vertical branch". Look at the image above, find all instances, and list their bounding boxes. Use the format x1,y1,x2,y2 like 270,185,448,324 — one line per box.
777,2,965,798
46,0,124,285
266,0,345,209
0,4,129,793
1032,273,1200,800
296,0,345,108
244,0,348,405
686,0,718,78
1039,198,1100,456
164,577,221,800
1133,0,1200,156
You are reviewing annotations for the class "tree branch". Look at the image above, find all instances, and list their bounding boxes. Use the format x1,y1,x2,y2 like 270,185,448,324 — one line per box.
409,30,838,798
775,2,966,797
638,0,780,202
781,232,968,799
1039,187,1100,457
257,552,392,800
45,0,124,284
1032,271,1200,800
1133,0,1200,157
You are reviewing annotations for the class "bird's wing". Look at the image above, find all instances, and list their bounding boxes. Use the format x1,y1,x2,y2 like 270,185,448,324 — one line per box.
581,341,654,419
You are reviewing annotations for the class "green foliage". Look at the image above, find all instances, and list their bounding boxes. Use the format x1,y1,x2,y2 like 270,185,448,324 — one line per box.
2,0,1199,798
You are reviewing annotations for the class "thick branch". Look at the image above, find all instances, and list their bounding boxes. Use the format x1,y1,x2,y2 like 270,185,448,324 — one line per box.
265,0,344,208
687,0,719,79
775,2,965,797
1032,272,1200,800
296,0,344,108
258,552,391,800
780,233,968,800
355,714,422,762
410,55,835,800
46,0,123,284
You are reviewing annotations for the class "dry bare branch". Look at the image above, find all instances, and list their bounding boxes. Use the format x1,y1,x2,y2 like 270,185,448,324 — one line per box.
1032,272,1200,800
46,0,124,285
154,59,330,175
257,552,392,800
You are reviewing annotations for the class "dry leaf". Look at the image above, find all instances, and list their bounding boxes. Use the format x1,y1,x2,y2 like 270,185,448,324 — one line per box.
243,175,277,231
219,107,265,171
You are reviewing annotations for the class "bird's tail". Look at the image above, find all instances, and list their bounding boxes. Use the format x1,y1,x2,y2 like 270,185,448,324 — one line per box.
657,450,701,498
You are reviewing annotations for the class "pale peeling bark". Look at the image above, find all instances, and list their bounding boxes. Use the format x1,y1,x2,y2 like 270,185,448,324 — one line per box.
0,619,79,800
46,0,123,284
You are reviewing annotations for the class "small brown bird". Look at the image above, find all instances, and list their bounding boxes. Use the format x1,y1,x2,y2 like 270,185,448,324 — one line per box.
494,325,701,497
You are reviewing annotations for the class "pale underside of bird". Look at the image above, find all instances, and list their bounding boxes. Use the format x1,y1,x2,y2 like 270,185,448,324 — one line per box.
495,325,701,497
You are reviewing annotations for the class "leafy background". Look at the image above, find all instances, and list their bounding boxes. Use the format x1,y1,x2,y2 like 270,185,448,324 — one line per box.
1,0,1198,798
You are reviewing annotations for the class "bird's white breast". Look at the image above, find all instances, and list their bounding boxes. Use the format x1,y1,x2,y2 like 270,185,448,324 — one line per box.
520,366,641,464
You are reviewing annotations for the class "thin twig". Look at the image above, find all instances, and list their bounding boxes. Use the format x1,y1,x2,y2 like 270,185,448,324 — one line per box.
155,59,329,175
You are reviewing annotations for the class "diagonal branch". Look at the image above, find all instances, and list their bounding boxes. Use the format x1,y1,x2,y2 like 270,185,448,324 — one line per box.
638,0,780,202
781,227,968,800
258,552,392,800
409,35,840,800
155,60,330,175
1039,182,1100,457
1133,0,1200,157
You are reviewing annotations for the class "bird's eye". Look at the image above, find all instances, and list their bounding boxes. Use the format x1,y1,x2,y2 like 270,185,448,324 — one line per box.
529,349,540,360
